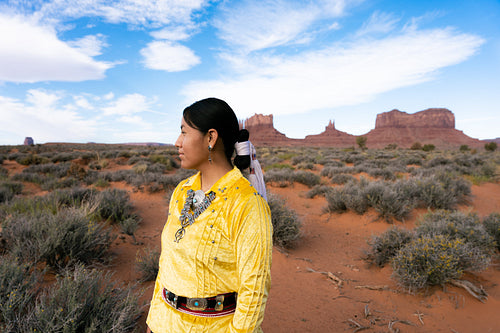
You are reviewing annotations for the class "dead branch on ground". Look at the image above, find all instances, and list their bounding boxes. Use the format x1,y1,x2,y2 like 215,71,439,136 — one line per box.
450,279,488,303
306,267,343,288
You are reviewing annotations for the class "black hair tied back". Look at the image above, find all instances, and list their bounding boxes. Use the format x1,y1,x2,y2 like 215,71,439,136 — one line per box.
234,129,251,170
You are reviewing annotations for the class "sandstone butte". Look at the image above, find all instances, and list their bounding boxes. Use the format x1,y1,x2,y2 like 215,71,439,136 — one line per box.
243,108,489,149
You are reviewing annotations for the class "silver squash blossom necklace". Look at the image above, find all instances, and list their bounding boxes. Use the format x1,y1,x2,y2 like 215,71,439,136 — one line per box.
174,189,216,242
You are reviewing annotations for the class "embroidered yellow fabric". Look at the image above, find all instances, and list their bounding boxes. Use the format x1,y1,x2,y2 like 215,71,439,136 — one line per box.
147,167,273,332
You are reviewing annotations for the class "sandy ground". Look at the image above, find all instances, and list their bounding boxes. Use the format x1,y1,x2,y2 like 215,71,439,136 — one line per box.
116,180,500,333
3,159,500,332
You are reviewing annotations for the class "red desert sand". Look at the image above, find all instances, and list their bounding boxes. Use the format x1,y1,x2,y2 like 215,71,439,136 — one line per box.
118,180,500,333
4,159,500,333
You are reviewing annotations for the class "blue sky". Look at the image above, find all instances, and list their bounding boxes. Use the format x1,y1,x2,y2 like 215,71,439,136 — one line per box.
0,0,499,145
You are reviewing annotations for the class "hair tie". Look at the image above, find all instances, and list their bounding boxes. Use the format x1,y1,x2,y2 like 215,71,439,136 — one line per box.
235,141,250,156
234,140,267,201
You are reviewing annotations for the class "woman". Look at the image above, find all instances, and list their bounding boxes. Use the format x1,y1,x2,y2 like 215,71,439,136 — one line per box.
146,98,272,332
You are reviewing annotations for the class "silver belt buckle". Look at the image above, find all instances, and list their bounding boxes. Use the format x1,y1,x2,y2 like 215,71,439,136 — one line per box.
215,295,224,311
186,297,208,311
164,289,178,309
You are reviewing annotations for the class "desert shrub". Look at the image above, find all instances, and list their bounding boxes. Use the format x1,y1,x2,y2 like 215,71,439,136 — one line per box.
292,170,320,187
147,181,163,193
117,150,134,158
265,163,294,171
296,162,315,170
330,174,355,184
132,162,148,174
150,154,179,170
0,181,23,203
385,143,398,150
158,171,193,190
94,178,110,188
49,187,98,208
0,259,41,329
305,185,333,198
0,166,7,179
120,217,140,244
469,162,498,184
392,235,490,291
0,187,14,204
20,265,140,333
128,155,144,165
367,227,414,267
97,188,134,223
102,150,119,159
483,213,500,250
12,171,48,185
416,210,496,254
422,144,435,152
342,182,369,215
135,246,160,282
22,162,71,177
320,166,353,178
366,167,398,180
365,182,413,222
291,155,317,165
340,152,365,165
425,156,453,168
3,208,114,268
402,155,424,166
411,142,422,150
459,145,470,152
1,181,23,195
67,162,87,180
414,173,471,209
264,169,293,187
325,187,349,214
16,154,48,166
40,176,80,191
484,142,497,152
0,195,61,218
50,152,78,163
323,160,344,168
391,178,420,201
267,193,302,248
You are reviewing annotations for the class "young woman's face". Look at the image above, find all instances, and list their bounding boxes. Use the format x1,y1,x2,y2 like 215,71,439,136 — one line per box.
174,117,209,170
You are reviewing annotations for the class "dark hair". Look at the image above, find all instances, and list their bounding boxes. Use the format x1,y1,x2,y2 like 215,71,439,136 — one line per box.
183,97,248,169
233,129,251,169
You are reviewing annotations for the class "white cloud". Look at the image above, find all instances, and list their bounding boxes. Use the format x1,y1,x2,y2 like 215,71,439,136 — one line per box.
356,11,400,36
214,0,347,53
73,96,94,110
101,93,155,116
151,25,194,41
0,90,163,144
0,90,98,143
183,28,484,119
0,14,112,83
68,34,108,57
36,0,206,27
140,41,200,72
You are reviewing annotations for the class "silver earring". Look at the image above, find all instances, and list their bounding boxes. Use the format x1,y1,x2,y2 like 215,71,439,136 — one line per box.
208,145,213,163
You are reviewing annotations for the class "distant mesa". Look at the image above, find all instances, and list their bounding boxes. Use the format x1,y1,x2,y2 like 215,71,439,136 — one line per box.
24,137,34,145
243,108,486,149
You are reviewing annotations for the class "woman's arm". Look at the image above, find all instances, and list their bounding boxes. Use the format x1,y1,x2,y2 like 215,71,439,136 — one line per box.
230,195,273,332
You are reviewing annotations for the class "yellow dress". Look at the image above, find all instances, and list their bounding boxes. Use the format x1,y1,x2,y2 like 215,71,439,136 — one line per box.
147,167,272,332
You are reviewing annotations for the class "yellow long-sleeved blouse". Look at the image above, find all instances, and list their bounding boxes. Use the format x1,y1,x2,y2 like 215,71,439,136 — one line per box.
146,167,272,332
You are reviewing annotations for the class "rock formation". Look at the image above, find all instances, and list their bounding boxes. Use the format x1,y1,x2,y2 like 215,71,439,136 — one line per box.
243,108,486,148
366,108,482,148
24,137,34,145
303,120,356,146
375,108,455,128
244,114,298,146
